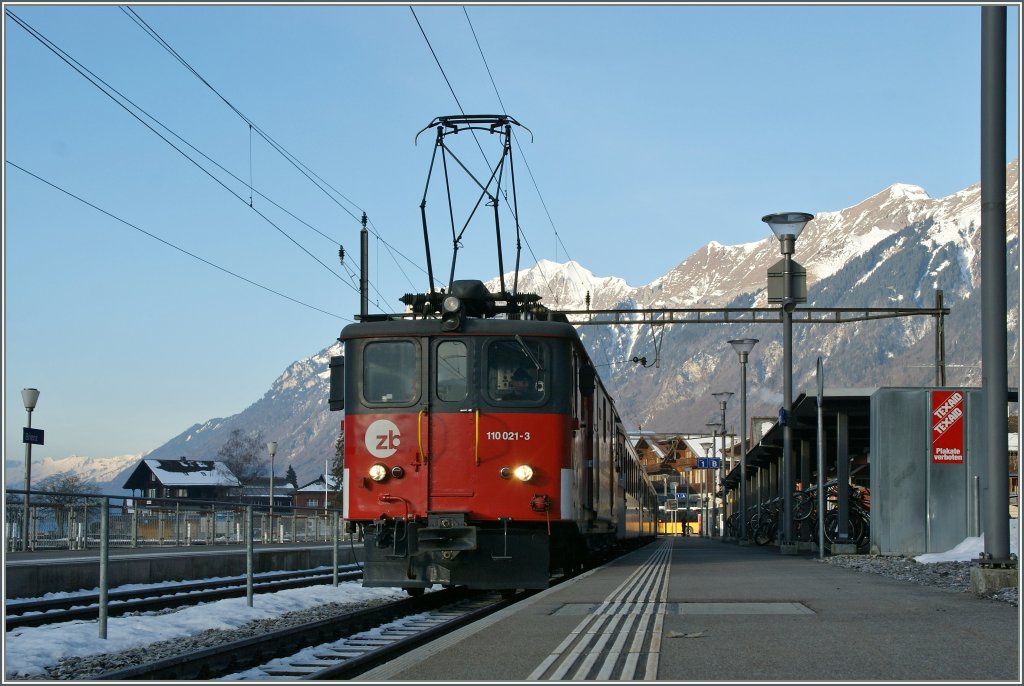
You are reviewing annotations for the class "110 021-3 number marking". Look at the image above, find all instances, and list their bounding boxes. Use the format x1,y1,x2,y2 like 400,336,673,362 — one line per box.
486,431,531,441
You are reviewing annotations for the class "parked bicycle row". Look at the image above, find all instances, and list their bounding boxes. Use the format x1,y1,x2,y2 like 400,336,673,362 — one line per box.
724,480,871,552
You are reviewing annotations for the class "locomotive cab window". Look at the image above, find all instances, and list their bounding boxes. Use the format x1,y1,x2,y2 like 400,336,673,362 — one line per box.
363,340,419,404
488,338,547,403
436,340,468,402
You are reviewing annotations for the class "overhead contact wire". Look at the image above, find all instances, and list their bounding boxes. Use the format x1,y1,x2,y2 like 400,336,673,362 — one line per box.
6,9,356,294
7,161,350,321
122,6,422,301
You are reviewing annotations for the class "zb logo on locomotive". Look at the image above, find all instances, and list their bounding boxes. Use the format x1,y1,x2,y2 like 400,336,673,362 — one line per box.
365,419,401,458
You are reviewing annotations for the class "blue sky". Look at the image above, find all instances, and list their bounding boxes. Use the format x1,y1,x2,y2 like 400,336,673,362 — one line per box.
3,2,1020,465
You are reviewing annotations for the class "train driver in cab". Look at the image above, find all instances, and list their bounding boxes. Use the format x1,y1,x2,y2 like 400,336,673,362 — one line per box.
507,367,541,401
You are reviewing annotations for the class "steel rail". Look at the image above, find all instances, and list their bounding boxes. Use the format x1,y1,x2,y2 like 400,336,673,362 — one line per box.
5,567,361,629
90,588,473,681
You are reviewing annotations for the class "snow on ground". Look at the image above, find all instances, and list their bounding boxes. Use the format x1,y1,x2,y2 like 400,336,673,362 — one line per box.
3,579,404,679
914,518,1018,563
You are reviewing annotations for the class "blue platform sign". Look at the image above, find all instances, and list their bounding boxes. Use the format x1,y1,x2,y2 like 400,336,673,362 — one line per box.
696,457,721,469
23,427,44,445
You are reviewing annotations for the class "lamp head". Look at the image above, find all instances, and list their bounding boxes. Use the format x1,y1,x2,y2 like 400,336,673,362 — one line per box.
712,391,733,406
762,212,814,241
267,441,278,457
728,338,759,358
21,388,40,412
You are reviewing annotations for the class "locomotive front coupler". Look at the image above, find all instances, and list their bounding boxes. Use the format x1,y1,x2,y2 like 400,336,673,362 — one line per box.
417,512,477,554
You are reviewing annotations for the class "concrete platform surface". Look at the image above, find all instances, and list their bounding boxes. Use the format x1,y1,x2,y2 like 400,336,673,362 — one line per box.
358,536,1020,682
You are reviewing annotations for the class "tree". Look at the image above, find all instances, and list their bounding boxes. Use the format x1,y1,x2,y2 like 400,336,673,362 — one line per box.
327,423,348,509
285,465,298,490
35,471,101,505
35,471,102,538
217,428,266,483
329,425,345,490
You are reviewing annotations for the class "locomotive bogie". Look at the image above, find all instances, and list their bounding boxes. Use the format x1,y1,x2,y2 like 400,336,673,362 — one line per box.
361,519,552,590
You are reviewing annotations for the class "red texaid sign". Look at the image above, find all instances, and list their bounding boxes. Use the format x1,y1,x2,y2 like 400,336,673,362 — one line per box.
931,390,965,463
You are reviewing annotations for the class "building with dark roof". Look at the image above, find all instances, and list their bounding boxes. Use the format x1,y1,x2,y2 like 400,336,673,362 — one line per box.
293,475,342,515
122,457,241,505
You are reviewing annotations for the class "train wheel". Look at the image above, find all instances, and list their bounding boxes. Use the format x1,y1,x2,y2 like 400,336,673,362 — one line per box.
500,588,517,599
404,587,425,597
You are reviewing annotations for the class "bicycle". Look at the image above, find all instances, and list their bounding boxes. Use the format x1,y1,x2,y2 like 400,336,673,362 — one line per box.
724,511,741,538
751,499,781,546
823,486,870,551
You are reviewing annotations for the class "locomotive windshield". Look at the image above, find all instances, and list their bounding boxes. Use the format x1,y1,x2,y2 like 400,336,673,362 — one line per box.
363,340,420,404
488,338,547,403
436,340,468,401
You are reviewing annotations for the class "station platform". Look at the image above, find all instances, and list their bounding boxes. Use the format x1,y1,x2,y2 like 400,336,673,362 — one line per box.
358,535,1020,682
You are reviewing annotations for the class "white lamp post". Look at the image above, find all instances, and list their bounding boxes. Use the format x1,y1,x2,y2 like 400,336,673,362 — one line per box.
705,421,722,536
683,464,693,535
267,441,277,542
728,339,758,542
712,392,733,537
21,388,40,552
762,211,814,547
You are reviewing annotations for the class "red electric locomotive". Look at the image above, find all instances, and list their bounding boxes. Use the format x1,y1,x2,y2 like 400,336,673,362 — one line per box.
328,279,658,594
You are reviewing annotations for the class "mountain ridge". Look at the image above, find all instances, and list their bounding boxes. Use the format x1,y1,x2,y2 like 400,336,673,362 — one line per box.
16,161,1017,490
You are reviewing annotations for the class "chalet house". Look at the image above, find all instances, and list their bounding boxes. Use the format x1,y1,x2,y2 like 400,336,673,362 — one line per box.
633,433,738,498
238,478,295,511
293,475,342,515
122,457,241,506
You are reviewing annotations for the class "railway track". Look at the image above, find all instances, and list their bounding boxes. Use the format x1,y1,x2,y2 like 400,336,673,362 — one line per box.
5,565,362,630
90,587,531,681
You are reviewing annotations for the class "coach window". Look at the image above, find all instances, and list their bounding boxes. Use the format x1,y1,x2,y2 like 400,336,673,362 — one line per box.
363,340,419,404
488,338,547,403
436,341,468,402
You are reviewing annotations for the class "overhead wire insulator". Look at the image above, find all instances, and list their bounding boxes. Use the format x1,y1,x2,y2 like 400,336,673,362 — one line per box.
585,290,591,311
339,245,345,266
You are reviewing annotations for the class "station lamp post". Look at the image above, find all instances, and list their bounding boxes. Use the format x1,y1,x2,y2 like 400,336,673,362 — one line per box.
762,211,814,548
705,421,722,536
21,388,40,553
683,464,693,535
699,440,714,537
267,441,278,542
728,339,758,542
712,392,733,537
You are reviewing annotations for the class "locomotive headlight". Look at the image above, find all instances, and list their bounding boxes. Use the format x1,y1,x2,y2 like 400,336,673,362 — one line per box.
391,465,405,479
441,295,461,314
499,466,512,480
368,464,388,482
513,465,535,482
441,295,463,331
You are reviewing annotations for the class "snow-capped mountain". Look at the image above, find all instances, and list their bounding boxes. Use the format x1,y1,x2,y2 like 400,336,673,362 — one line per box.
4,453,143,493
486,259,635,310
91,161,1021,486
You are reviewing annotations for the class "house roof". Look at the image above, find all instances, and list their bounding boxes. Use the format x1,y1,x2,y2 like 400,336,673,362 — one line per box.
297,475,341,492
240,481,294,496
680,437,716,458
130,458,241,488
